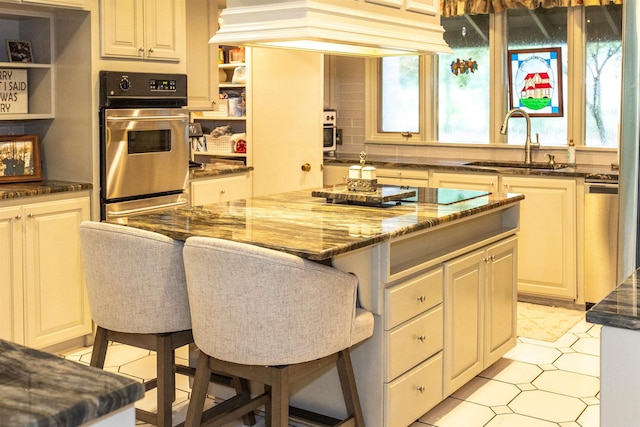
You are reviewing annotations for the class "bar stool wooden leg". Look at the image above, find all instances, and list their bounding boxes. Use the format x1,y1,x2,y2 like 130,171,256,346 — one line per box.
267,367,290,427
231,376,257,426
156,334,174,427
90,326,108,369
185,352,211,427
336,349,365,426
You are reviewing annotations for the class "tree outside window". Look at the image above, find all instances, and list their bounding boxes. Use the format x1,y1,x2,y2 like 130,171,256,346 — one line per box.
585,4,622,147
438,15,490,143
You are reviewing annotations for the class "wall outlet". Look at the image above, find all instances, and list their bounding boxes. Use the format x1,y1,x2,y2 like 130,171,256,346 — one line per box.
336,128,343,145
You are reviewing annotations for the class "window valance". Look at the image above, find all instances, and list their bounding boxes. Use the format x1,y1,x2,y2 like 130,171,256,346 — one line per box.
440,0,622,17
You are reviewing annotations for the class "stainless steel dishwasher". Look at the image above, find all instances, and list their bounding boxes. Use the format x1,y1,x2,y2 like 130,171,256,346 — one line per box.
584,177,619,308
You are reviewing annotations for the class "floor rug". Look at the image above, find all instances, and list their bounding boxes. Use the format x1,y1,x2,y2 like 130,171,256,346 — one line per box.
517,301,585,342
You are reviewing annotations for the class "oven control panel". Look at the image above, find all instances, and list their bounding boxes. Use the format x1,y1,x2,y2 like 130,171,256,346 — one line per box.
149,79,177,91
99,70,187,107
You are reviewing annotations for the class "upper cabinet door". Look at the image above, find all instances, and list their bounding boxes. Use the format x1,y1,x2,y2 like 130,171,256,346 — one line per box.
143,0,183,61
101,0,183,62
406,0,438,15
364,0,438,15
22,0,85,8
101,0,145,59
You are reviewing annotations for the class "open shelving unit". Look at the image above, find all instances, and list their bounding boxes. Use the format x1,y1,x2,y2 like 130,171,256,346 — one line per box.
190,44,250,166
0,9,54,121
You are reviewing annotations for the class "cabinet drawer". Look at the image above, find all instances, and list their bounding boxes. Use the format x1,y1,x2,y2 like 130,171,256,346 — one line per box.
385,267,443,330
190,173,250,206
386,305,443,381
377,168,429,180
385,352,443,427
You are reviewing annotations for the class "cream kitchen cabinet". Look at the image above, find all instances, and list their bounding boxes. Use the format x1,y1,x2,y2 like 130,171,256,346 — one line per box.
185,0,218,108
430,171,499,192
502,176,576,300
0,193,92,349
443,236,517,396
322,164,349,186
100,0,185,62
377,168,429,187
190,172,251,206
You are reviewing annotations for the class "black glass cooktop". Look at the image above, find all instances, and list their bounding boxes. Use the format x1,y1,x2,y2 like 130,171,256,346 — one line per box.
409,187,490,205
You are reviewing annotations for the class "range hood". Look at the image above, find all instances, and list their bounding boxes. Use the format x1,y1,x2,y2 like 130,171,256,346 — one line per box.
210,0,452,56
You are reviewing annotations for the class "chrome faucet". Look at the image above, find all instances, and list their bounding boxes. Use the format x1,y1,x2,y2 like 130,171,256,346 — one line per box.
500,108,539,164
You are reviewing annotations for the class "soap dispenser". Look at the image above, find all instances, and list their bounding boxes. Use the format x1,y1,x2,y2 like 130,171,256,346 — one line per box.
567,139,576,167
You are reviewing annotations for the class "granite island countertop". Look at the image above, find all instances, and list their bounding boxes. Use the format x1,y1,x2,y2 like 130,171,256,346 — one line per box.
0,339,144,427
123,185,524,261
586,268,640,330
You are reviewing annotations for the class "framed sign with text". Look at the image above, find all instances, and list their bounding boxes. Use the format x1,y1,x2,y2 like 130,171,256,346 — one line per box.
0,68,28,114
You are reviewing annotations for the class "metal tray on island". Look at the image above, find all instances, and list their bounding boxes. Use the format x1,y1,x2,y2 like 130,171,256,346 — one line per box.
312,185,491,207
312,185,416,207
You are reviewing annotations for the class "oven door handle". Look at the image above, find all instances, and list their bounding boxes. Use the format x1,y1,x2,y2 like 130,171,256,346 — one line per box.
106,200,188,218
106,115,189,122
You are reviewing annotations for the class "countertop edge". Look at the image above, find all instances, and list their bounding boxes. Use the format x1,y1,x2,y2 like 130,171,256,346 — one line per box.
586,273,640,330
324,157,617,179
0,339,145,426
189,165,253,180
0,180,92,200
586,310,640,330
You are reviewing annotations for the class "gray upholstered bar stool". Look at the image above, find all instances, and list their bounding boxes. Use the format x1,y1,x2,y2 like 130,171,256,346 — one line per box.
182,237,374,427
79,222,255,427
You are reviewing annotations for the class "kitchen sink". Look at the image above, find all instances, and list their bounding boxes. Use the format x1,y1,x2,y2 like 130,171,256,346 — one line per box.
464,161,568,170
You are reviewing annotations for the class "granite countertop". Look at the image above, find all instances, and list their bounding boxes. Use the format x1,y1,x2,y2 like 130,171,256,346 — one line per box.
0,339,144,427
0,180,92,200
586,269,640,330
324,156,619,180
189,164,253,180
123,185,524,261
0,164,252,201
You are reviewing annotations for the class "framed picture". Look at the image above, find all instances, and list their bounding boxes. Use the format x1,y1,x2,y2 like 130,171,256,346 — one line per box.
507,47,563,117
0,135,42,183
6,39,34,63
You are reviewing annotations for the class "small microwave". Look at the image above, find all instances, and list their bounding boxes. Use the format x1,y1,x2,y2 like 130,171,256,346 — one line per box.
323,110,337,153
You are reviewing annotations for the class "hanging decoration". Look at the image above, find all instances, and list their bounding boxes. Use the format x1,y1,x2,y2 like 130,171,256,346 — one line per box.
450,58,478,75
450,26,479,76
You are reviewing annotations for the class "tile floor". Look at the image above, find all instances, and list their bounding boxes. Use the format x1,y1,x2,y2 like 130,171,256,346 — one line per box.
61,309,600,427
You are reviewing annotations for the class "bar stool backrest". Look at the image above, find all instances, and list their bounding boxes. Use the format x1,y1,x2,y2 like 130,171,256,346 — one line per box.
79,221,191,334
183,236,363,366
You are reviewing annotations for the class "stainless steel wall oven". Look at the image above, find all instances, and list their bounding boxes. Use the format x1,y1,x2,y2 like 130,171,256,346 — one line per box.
99,71,189,222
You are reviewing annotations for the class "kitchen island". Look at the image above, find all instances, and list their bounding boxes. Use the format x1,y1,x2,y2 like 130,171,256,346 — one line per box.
124,185,523,427
586,270,640,426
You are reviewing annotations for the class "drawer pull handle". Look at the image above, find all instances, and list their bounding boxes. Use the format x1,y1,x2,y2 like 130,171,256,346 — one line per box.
417,295,426,303
417,335,426,342
15,214,21,220
417,386,426,393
